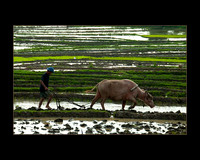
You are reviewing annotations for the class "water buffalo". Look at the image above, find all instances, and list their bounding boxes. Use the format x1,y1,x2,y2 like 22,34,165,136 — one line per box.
85,79,155,110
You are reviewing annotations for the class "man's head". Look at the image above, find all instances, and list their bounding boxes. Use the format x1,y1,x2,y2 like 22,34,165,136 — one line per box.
47,67,54,75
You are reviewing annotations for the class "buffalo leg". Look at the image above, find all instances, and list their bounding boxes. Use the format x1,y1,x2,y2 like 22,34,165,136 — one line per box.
90,91,101,108
122,100,126,110
100,98,106,110
128,97,137,110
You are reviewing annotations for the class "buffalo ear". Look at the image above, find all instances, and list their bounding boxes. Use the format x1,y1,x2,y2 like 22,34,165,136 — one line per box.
145,90,148,96
148,93,153,99
146,92,153,100
145,90,151,99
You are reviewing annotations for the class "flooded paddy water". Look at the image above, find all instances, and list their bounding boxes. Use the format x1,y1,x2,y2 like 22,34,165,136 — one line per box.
13,100,186,135
14,100,186,113
13,117,186,135
13,25,187,135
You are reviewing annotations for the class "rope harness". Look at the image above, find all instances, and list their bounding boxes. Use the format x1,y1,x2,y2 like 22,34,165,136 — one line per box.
49,90,88,110
130,84,138,92
130,84,145,107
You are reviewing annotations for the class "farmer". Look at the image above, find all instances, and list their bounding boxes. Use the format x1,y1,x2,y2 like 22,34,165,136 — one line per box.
38,67,54,110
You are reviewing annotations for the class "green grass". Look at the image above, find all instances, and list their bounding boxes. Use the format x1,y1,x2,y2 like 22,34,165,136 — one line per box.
141,35,186,38
14,56,90,62
14,56,186,63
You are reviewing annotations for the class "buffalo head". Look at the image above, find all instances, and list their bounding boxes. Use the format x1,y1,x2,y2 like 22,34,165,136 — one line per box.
144,91,155,108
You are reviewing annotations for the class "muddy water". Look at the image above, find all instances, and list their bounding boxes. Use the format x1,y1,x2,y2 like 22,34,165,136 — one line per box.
14,100,186,113
13,117,186,135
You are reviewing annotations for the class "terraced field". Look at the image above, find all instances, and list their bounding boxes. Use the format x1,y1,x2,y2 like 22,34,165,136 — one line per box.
13,25,186,106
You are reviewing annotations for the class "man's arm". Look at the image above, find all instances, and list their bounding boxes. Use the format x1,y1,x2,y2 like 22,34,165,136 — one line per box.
40,80,48,90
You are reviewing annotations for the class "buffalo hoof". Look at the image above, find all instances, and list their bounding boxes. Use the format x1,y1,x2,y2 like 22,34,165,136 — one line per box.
128,106,134,110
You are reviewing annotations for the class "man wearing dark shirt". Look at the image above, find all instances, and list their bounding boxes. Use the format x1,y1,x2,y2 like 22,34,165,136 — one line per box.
38,67,54,110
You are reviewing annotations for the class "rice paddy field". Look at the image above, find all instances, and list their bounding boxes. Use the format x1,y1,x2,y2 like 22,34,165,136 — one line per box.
13,25,186,105
13,25,187,135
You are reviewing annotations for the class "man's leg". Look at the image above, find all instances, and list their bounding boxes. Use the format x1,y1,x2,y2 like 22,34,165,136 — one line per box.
46,95,53,109
38,98,45,109
46,96,52,109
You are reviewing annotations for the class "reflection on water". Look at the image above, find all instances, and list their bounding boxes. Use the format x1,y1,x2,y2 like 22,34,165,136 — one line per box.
113,35,148,41
13,117,186,135
14,25,186,52
168,38,186,41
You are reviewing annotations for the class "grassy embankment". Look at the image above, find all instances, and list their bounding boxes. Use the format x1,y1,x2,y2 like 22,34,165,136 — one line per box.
14,56,186,63
14,108,111,118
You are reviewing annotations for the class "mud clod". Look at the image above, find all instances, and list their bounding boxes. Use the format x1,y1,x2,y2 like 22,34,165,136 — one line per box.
54,119,63,122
